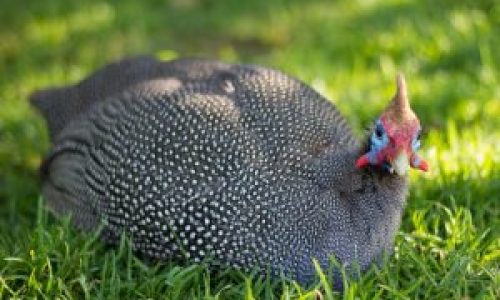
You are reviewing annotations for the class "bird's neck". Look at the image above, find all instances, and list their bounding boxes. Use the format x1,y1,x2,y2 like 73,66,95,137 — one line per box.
314,145,408,206
318,143,409,218
310,145,408,272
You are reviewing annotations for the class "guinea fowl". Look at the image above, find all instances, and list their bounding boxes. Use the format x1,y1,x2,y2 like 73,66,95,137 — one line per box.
31,56,428,284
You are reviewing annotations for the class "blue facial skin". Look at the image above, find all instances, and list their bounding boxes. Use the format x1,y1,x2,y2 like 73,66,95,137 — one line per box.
411,131,421,151
368,119,389,165
411,130,422,167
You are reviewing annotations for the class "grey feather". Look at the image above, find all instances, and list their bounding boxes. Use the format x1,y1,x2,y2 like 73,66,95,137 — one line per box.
32,57,408,285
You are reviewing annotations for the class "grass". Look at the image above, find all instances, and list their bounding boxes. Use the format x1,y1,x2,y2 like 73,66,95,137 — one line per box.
0,0,499,298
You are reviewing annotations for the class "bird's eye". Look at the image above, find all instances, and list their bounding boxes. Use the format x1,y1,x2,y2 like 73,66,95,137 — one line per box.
375,124,384,139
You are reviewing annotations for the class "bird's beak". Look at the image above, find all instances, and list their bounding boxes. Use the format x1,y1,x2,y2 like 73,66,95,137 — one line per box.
391,151,409,176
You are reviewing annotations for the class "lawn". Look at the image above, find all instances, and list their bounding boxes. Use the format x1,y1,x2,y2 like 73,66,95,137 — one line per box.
0,0,498,298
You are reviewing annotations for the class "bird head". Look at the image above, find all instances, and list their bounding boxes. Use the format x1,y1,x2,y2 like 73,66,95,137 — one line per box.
355,74,428,176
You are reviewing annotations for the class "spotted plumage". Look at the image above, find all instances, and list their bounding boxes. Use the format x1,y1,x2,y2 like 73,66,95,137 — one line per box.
31,56,426,285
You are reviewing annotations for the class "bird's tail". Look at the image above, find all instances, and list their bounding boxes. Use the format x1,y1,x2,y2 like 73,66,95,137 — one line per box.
30,91,101,230
30,86,83,141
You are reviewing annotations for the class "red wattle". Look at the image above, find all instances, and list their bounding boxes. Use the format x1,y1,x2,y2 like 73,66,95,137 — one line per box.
418,159,429,172
355,154,370,169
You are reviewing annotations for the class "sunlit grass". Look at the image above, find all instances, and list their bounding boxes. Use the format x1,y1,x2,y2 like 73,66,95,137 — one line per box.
0,0,499,298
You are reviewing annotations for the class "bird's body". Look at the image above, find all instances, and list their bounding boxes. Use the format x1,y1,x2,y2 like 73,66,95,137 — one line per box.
31,57,423,284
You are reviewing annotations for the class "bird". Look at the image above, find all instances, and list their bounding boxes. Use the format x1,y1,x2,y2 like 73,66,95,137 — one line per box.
30,56,428,285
